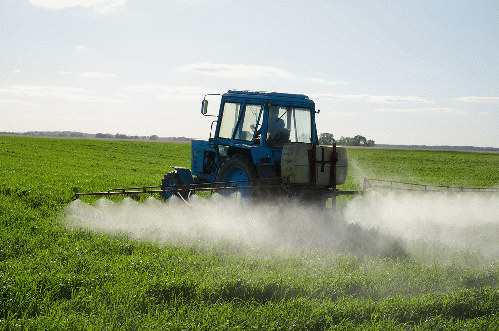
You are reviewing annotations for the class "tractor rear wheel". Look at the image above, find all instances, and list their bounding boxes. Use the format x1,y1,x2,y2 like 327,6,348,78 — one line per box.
215,154,259,197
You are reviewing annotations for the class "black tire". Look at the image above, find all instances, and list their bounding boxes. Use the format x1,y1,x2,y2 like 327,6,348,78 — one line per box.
215,154,259,197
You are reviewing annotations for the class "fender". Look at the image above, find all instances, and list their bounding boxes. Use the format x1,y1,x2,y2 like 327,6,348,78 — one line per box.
172,167,194,186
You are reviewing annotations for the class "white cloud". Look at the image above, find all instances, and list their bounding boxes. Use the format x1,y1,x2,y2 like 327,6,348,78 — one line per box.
124,84,221,100
455,97,499,103
80,72,116,78
14,70,21,73
13,86,92,93
58,71,73,75
0,99,40,107
323,111,359,116
53,115,114,124
13,86,92,102
3,86,127,104
77,46,85,49
373,107,464,114
311,93,432,103
51,86,94,93
177,63,292,78
29,0,125,12
91,95,129,103
310,78,348,85
123,84,162,93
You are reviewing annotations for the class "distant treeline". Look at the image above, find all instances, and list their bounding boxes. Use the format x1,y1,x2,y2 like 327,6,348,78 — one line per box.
2,131,497,152
318,132,498,151
319,133,375,147
0,131,192,142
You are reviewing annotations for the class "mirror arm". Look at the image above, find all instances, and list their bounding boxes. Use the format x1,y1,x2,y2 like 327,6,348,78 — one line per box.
201,93,221,116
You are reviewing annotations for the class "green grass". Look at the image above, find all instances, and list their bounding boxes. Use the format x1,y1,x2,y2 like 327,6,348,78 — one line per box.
345,148,499,188
1,136,499,330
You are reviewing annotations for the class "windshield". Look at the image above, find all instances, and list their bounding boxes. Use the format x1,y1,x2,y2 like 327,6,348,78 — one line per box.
218,102,263,141
266,106,312,148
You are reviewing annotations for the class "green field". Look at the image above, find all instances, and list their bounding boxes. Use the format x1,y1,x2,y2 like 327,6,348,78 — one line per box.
1,135,499,330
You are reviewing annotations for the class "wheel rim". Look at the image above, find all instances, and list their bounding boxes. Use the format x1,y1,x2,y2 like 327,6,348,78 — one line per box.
222,166,251,197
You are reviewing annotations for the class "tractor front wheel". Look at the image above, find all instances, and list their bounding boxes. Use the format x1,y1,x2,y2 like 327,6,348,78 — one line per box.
215,154,259,197
161,170,192,200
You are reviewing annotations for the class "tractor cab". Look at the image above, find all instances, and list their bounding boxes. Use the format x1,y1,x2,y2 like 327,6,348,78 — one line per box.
192,91,318,185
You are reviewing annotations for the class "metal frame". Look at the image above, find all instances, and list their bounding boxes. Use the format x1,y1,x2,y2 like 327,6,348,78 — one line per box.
363,178,499,193
72,177,498,202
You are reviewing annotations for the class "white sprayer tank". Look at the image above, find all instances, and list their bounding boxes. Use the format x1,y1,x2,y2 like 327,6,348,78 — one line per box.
281,143,348,187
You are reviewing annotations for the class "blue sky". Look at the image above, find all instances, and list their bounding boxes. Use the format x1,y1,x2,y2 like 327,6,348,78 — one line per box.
1,0,498,147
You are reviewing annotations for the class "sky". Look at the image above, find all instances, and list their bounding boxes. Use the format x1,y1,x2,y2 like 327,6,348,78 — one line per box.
1,0,498,147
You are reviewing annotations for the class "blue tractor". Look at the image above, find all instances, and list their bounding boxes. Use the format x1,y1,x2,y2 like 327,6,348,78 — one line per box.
71,90,358,203
71,90,499,203
161,90,353,204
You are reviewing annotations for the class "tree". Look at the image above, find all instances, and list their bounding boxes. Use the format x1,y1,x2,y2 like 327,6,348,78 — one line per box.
337,135,375,147
353,135,367,146
319,133,335,145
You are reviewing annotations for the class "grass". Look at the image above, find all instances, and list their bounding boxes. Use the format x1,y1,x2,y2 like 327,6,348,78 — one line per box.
1,135,499,329
345,148,499,188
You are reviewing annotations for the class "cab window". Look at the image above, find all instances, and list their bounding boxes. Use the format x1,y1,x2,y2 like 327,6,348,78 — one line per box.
218,102,240,139
234,104,262,141
266,106,312,148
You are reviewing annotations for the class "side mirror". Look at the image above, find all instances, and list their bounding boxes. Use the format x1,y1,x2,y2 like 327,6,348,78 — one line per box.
201,99,208,115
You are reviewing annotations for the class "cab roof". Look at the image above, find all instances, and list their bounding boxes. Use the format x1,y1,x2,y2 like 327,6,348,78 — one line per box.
223,90,313,104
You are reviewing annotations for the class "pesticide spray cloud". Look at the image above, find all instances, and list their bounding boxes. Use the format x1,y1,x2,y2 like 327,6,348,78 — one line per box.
63,191,499,258
64,194,399,256
343,192,499,258
64,195,309,248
